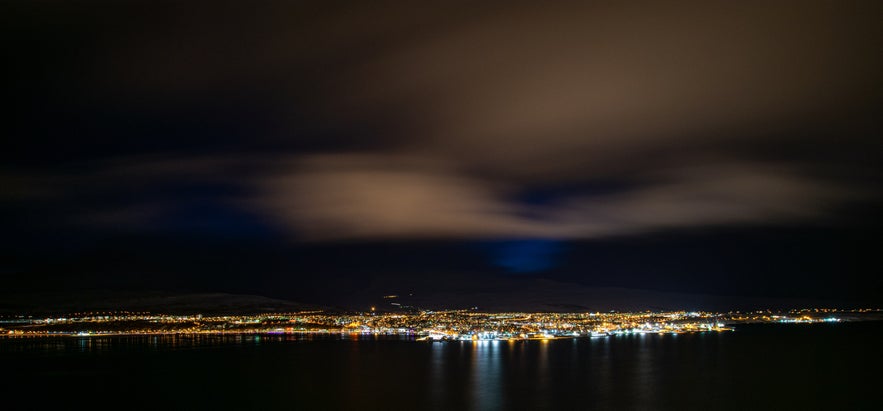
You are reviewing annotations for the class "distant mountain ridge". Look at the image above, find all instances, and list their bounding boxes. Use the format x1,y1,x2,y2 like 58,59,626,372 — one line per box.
0,279,850,316
0,291,322,315
326,275,848,313
355,283,843,313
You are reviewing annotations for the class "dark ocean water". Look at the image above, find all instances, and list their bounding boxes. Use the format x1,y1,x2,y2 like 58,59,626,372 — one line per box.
2,322,880,410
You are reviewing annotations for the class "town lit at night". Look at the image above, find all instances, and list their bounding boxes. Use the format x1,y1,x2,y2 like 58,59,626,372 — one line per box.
3,0,881,409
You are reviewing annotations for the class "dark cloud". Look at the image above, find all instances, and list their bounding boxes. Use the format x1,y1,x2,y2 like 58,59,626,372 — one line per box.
252,155,856,240
3,151,861,242
1,0,881,302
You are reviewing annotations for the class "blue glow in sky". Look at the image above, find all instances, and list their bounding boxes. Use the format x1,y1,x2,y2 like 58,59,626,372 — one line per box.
486,239,563,273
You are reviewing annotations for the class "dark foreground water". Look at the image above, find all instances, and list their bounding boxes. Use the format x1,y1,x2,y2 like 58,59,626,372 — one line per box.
2,322,881,410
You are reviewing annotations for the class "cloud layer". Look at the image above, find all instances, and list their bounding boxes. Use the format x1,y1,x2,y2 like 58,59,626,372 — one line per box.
4,151,857,242
3,1,881,242
253,155,852,240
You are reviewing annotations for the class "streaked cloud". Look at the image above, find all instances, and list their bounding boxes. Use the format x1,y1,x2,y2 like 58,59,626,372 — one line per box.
254,155,853,240
3,0,879,243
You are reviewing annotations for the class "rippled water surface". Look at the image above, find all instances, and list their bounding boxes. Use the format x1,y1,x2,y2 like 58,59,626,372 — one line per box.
3,322,881,410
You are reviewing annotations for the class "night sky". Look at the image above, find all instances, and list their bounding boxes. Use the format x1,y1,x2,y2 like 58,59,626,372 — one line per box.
3,1,882,307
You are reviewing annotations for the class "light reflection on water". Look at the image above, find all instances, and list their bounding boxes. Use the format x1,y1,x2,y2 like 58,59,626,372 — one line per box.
534,339,550,409
429,341,445,407
634,333,659,410
1,323,880,411
0,333,419,354
469,340,502,411
1,334,276,354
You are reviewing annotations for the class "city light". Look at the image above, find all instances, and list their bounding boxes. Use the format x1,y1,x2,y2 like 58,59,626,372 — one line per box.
1,308,875,339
